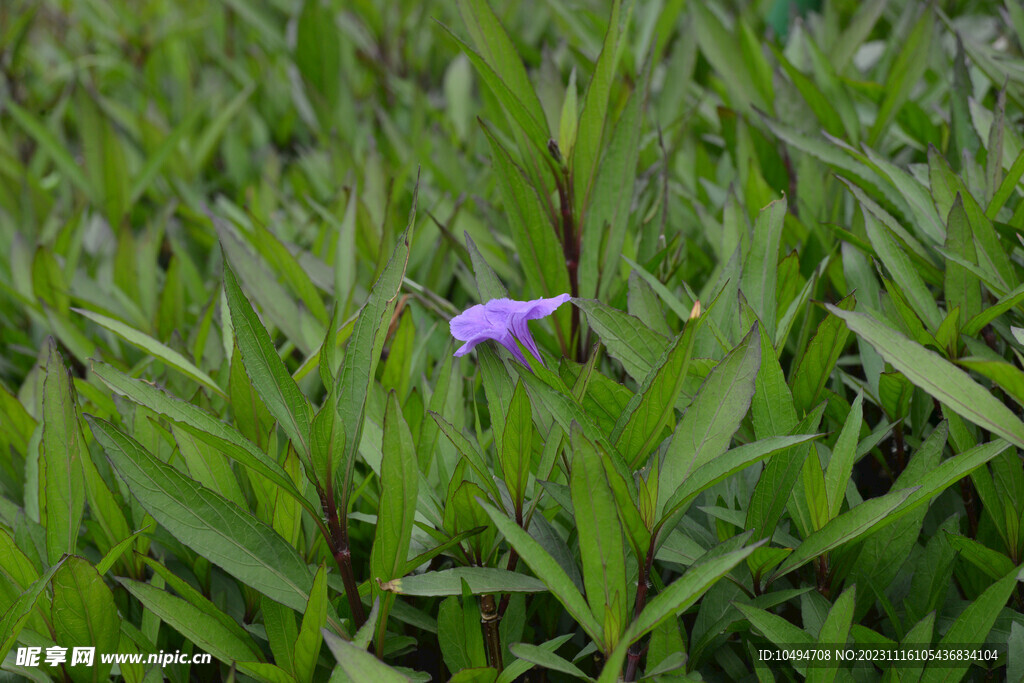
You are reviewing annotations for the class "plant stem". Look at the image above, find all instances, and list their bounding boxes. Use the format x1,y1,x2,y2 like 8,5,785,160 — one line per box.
322,484,367,628
624,541,658,682
480,593,504,671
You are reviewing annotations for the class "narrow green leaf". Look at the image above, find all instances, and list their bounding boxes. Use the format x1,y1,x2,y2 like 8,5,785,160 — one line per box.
0,558,66,664
323,631,411,682
223,260,313,461
868,9,933,145
51,557,121,683
573,298,668,382
612,314,706,468
380,567,546,597
628,542,762,641
337,179,416,504
89,417,315,613
741,198,787,337
5,101,95,200
571,427,627,650
829,306,1024,448
41,338,85,564
792,294,858,417
294,565,329,683
573,0,623,216
481,124,570,306
117,577,264,664
90,363,318,521
75,308,226,398
371,393,419,585
479,501,603,642
920,565,1020,683
500,379,533,512
658,435,819,537
770,488,916,581
658,324,760,507
440,25,549,147
824,393,863,519
581,77,642,301
455,0,548,142
507,642,593,682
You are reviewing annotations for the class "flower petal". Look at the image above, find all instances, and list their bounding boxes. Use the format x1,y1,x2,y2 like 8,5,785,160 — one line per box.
450,303,494,342
509,315,544,366
495,331,531,368
520,293,572,320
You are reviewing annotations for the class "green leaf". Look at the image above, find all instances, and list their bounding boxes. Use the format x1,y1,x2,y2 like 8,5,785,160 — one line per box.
440,25,549,148
945,534,1015,580
741,198,787,338
295,0,342,112
223,259,313,462
117,577,264,664
465,232,509,302
735,602,816,676
580,75,642,302
497,635,573,683
658,434,819,537
507,642,593,681
5,101,96,201
438,595,487,673
52,557,121,683
791,294,856,415
455,0,549,143
75,308,226,398
573,298,668,382
868,8,933,145
500,379,533,513
770,488,916,582
0,557,66,664
862,205,942,330
944,197,983,327
920,565,1020,683
658,324,760,508
336,180,416,504
479,500,603,642
294,565,329,683
628,541,762,641
612,314,706,468
573,0,623,217
372,392,419,585
379,568,546,597
811,586,855,683
824,393,863,519
693,3,768,113
41,338,85,564
90,362,318,521
747,402,826,544
481,124,570,307
558,68,578,160
323,631,412,682
88,417,315,613
828,306,1024,448
571,427,627,650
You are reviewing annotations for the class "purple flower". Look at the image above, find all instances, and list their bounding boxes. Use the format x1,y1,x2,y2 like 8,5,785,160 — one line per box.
450,294,571,367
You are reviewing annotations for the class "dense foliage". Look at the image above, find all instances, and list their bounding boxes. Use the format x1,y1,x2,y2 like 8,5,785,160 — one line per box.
2,0,1024,680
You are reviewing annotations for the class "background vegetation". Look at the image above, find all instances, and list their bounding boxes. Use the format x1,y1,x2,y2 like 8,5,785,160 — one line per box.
2,0,1024,680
